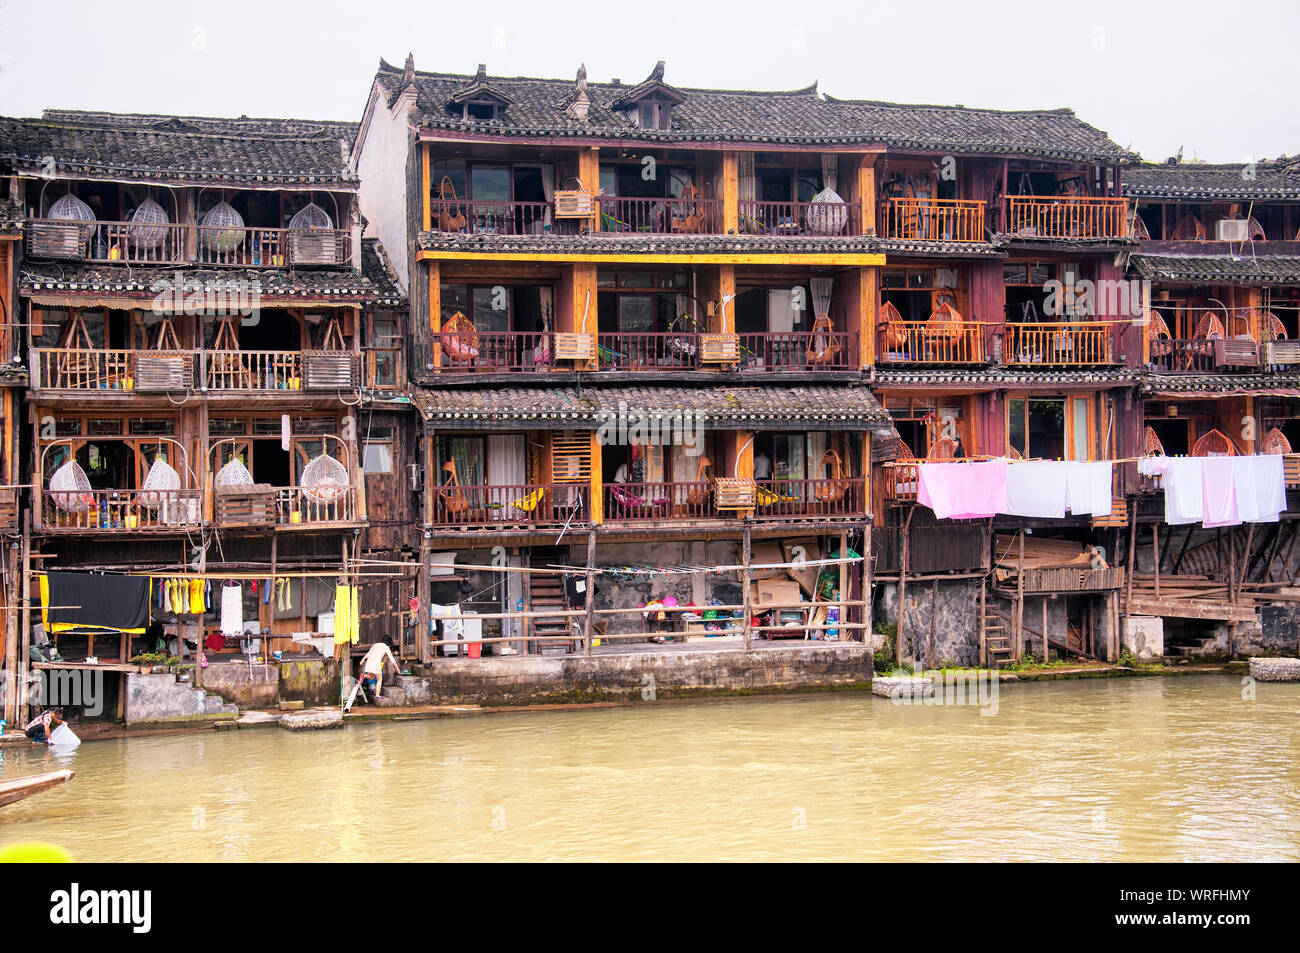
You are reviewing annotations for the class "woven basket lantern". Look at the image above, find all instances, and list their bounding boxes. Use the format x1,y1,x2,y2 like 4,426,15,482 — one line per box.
301,453,348,504
129,198,170,250
49,193,96,242
138,456,181,511
49,459,94,513
804,187,849,236
289,202,333,230
215,457,254,487
201,201,246,253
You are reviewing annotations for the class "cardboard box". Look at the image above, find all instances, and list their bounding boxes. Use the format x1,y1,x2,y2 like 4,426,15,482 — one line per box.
751,540,786,580
752,578,802,608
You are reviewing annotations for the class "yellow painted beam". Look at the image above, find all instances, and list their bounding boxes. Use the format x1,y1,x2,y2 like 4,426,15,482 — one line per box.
417,250,886,266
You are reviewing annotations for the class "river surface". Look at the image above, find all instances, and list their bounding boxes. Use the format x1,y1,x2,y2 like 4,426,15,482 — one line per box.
2,674,1297,861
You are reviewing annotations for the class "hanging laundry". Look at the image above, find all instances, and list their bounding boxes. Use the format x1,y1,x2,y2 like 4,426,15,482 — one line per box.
1003,461,1067,518
1064,461,1113,517
1162,458,1205,525
918,460,1007,520
189,579,205,615
1234,454,1286,523
44,572,151,636
220,583,244,636
262,581,272,605
333,585,359,645
281,414,292,452
1201,457,1239,528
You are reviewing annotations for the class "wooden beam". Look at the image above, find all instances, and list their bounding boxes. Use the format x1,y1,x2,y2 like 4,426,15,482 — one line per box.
416,250,887,266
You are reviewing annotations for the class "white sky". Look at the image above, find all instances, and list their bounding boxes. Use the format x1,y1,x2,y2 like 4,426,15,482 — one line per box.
1,0,1296,163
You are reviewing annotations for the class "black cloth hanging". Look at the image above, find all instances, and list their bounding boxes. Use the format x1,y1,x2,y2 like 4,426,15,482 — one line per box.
45,571,151,634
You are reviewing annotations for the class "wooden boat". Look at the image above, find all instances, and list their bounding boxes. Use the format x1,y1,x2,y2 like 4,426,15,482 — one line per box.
0,769,74,808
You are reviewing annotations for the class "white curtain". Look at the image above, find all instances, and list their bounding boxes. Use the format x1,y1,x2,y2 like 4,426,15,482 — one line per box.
768,289,798,333
541,164,555,229
810,277,834,322
488,434,526,517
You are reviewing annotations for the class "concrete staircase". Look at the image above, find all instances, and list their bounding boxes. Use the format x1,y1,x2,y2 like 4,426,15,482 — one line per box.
126,672,239,724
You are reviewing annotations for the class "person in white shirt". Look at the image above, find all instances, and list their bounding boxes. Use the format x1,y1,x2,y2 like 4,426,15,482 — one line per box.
753,451,772,481
359,641,399,699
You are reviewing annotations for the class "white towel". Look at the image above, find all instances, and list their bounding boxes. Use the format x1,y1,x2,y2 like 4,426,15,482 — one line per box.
1234,455,1286,523
1003,461,1067,518
1164,458,1205,525
1201,457,1239,528
1064,461,1114,517
220,584,244,636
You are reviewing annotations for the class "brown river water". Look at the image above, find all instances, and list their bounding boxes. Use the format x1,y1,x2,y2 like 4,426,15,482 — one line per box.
1,674,1297,861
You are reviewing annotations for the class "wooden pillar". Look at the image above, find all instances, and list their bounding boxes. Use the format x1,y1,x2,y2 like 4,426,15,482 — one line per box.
582,528,596,657
427,261,441,370
897,510,912,668
721,151,739,235
1152,522,1160,600
1124,508,1137,630
3,538,17,724
18,507,31,725
1014,529,1025,661
861,520,873,643
741,522,752,653
1040,596,1048,663
838,530,849,641
928,579,938,669
978,576,987,666
857,155,877,237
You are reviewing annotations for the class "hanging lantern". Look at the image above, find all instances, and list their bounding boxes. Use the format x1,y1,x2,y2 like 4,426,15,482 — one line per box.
201,201,245,253
215,457,254,487
129,197,170,250
289,202,333,230
48,193,96,242
301,452,348,504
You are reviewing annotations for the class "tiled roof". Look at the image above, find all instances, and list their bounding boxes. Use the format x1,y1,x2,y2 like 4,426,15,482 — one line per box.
874,368,1138,388
1123,161,1300,201
417,231,886,255
19,239,404,306
380,60,1135,162
1130,253,1300,284
0,110,358,187
1140,372,1300,395
0,198,23,234
413,383,890,427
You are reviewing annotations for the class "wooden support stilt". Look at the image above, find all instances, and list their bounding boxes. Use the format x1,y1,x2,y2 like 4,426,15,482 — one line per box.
1152,523,1160,600
18,508,31,725
1172,524,1194,576
862,520,873,643
1236,524,1254,603
1014,529,1025,661
838,529,849,642
978,575,987,667
1041,595,1048,663
4,538,18,725
741,522,753,653
897,510,913,668
928,578,937,669
582,528,596,657
1123,507,1136,630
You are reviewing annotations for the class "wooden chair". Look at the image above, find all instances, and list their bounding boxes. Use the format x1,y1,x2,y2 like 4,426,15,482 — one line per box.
208,317,254,389
813,448,848,503
435,176,467,232
1005,445,1023,460
1263,311,1287,340
1261,427,1292,455
806,314,842,366
1171,214,1205,241
891,442,919,499
923,301,967,359
1147,309,1174,360
879,300,909,353
1142,425,1166,457
684,456,713,507
1191,428,1238,457
438,461,471,517
927,436,958,460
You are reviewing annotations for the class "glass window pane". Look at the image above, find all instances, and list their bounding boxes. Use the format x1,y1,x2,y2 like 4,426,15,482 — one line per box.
473,287,509,332
470,166,510,202
1027,399,1066,460
1008,399,1026,456
363,443,393,474
1071,398,1090,461
618,295,654,331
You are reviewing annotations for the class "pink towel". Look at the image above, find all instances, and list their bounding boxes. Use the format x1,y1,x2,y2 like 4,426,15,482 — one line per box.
919,460,1008,520
1201,457,1239,528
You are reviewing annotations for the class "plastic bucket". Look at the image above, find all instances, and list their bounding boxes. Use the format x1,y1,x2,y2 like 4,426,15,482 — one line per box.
48,723,81,747
467,642,481,659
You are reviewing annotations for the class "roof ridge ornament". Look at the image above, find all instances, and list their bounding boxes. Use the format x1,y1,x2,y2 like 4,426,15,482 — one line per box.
566,64,591,121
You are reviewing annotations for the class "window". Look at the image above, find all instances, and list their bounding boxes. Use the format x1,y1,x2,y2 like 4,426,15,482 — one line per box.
365,315,401,389
363,428,394,475
464,102,498,121
1007,397,1093,460
438,437,485,487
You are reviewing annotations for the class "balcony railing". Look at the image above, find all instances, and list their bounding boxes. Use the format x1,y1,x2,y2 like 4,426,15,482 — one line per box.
35,348,134,390
883,462,921,503
599,196,723,235
877,323,985,364
42,488,202,531
1005,197,1130,240
196,226,351,267
597,333,701,370
27,218,189,264
738,200,860,237
433,332,561,373
276,486,358,525
603,482,714,522
429,200,554,236
432,483,589,527
205,350,303,390
752,479,865,519
1003,322,1116,365
736,332,858,372
1150,339,1219,373
879,198,986,243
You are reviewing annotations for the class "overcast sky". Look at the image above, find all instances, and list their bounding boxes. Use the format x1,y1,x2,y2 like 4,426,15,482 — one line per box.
1,0,1296,163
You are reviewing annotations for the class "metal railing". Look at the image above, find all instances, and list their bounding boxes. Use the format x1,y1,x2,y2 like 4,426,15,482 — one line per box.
429,200,553,236
879,198,986,242
599,196,724,235
433,331,559,372
596,332,701,370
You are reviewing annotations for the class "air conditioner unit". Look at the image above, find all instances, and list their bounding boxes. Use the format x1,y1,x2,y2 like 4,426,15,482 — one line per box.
1216,219,1249,241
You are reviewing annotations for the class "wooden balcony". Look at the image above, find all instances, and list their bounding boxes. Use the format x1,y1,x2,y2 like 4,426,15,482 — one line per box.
432,483,588,529
41,488,202,533
275,486,358,527
197,226,351,267
1003,322,1117,365
1005,197,1129,240
597,333,700,370
33,348,194,392
879,198,986,243
738,200,860,237
1020,567,1125,592
877,322,985,364
432,331,563,373
429,200,554,236
27,218,189,264
752,479,865,519
205,350,303,390
604,482,713,522
599,196,723,235
883,462,921,502
1150,339,1222,373
736,331,858,372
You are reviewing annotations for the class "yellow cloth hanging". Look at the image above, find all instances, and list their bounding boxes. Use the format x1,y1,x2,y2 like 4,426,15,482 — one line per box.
171,578,186,616
333,584,360,645
189,579,205,615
